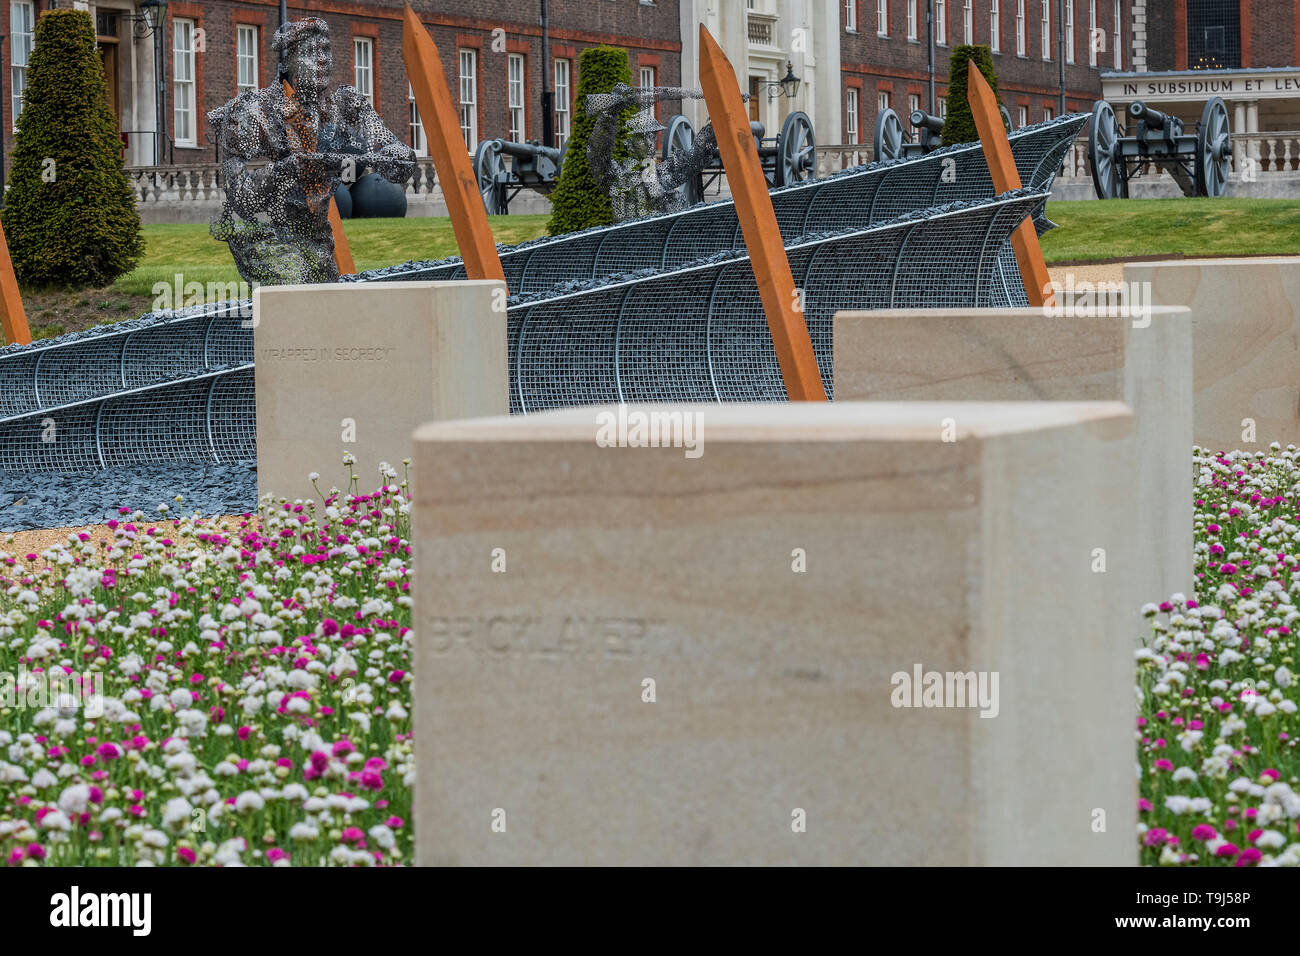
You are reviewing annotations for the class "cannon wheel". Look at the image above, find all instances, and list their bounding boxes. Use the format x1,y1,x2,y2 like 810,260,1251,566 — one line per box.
776,110,816,187
1195,96,1231,198
1000,104,1013,133
473,140,508,215
662,113,704,206
1087,100,1128,199
873,107,905,163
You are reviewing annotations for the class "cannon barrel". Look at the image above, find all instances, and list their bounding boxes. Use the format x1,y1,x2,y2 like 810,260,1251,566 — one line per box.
490,138,563,163
1127,101,1169,130
910,110,944,134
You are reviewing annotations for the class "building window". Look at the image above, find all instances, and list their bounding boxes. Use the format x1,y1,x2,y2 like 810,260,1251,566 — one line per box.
1113,1,1122,68
507,53,525,143
173,19,196,146
846,87,859,143
1044,105,1054,121
990,0,1000,51
408,83,427,157
936,0,946,44
878,90,891,113
1017,105,1028,127
458,48,477,151
938,97,947,117
963,1,973,43
1089,0,1098,66
554,58,571,149
1066,1,1075,62
1040,1,1051,58
353,38,374,103
1016,0,1026,54
236,24,258,94
845,0,856,32
1187,0,1239,69
877,0,888,35
638,65,656,127
908,93,920,116
10,0,33,129
907,0,917,39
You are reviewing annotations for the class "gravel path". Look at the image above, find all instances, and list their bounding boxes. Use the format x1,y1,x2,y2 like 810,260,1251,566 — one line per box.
0,461,257,532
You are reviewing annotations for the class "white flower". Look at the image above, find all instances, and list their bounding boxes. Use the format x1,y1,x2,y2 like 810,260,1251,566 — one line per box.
1172,767,1198,783
234,791,265,814
57,784,90,815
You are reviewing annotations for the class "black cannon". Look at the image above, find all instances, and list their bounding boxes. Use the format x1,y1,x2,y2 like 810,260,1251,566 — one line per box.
873,105,1013,162
1087,96,1231,199
473,137,567,215
661,110,817,205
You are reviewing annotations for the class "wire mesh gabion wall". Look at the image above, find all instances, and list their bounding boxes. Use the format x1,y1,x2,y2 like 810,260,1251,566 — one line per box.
0,366,254,473
348,113,1087,295
505,189,1048,413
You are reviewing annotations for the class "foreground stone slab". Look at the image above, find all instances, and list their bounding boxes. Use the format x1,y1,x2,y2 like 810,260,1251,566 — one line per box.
413,401,1137,866
254,280,506,502
833,305,1193,603
1124,257,1300,453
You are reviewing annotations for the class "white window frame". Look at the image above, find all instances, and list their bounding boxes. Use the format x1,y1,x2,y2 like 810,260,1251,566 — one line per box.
963,0,973,44
846,87,859,143
1044,105,1054,121
1041,0,1051,59
408,83,427,157
1017,105,1028,127
907,0,917,39
935,0,946,45
1016,0,1026,54
508,53,525,143
458,48,477,152
1113,0,1122,68
877,0,888,35
553,58,571,149
990,0,1000,51
172,18,196,146
638,65,656,127
845,0,856,32
1089,0,1098,66
353,37,374,104
907,93,920,116
10,0,33,130
1066,2,1075,62
938,96,947,117
236,24,259,94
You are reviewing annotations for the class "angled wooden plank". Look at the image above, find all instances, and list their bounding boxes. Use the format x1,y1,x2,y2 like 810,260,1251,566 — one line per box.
282,79,355,276
402,2,505,283
0,219,30,345
966,61,1054,308
698,25,825,401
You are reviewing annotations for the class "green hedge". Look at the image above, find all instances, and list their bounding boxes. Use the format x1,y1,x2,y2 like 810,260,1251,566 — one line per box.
940,45,1002,146
546,46,634,236
3,9,143,288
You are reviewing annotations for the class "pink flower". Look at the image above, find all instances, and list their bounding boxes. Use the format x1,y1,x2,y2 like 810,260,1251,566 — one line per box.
341,827,365,843
360,771,384,791
1138,798,1153,813
1143,828,1169,846
386,816,404,829
267,847,288,862
1191,824,1217,841
310,751,330,773
177,847,196,864
332,740,355,758
1215,843,1241,857
97,743,121,760
25,844,46,861
1154,759,1174,772
1235,848,1262,866
236,726,252,741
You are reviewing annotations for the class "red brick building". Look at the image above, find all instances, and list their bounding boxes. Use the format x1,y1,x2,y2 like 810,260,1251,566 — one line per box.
840,0,1116,145
1,0,681,166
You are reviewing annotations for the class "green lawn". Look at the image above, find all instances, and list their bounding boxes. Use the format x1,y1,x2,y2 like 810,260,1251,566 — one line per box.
112,213,553,296
1039,197,1300,262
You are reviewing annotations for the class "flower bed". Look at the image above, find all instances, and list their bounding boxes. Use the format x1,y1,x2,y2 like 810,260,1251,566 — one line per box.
0,462,412,866
1139,445,1300,866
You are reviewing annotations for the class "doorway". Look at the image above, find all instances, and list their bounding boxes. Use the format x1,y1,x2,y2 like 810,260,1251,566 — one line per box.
96,10,121,126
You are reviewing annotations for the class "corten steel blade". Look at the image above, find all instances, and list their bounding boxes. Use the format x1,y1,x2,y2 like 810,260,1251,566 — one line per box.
698,24,826,401
966,61,1054,307
0,219,30,345
402,3,505,284
281,79,356,276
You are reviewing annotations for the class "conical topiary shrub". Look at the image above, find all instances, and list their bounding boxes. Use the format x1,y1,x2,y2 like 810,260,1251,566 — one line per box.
3,8,143,288
941,44,1002,146
545,46,634,235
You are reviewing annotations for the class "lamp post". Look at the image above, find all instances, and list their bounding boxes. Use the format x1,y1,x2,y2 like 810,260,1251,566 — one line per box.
926,0,935,115
0,34,6,204
131,0,168,166
764,62,801,99
1057,0,1066,115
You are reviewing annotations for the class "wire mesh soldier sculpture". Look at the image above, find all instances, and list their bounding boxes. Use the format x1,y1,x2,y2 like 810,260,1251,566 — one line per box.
207,18,415,286
585,83,722,220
